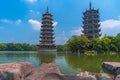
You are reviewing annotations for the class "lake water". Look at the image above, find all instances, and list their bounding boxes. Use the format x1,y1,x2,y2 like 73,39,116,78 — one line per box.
0,51,120,79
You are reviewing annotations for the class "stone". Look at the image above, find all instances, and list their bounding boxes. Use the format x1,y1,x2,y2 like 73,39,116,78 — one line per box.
0,62,34,80
26,62,97,80
115,74,120,80
102,62,120,80
25,62,61,80
77,71,97,80
115,68,120,76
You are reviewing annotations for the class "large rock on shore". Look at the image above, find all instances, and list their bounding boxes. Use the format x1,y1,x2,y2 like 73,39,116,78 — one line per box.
25,62,61,80
0,62,34,80
0,62,99,80
102,62,120,80
26,62,97,80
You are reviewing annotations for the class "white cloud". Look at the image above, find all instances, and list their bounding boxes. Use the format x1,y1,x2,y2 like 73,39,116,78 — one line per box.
55,31,68,45
29,10,40,15
71,27,83,36
16,19,22,24
0,19,12,24
52,21,58,27
27,0,37,3
101,19,120,29
100,19,120,36
0,19,22,25
28,19,41,30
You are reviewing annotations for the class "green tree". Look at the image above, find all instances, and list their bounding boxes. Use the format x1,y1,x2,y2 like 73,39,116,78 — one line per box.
0,43,7,51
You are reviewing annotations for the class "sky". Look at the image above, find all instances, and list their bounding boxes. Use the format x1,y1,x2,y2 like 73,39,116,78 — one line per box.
0,0,120,45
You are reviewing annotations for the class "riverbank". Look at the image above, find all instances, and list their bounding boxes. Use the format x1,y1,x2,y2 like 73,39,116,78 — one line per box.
0,62,116,80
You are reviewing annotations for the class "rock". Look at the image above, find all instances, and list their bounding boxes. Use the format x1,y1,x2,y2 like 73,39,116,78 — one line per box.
26,62,97,80
25,62,61,80
102,62,120,72
102,62,120,79
77,71,97,80
0,62,34,80
115,68,120,76
115,74,120,80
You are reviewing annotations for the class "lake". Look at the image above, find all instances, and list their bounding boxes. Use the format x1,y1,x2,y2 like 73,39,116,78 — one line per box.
0,51,120,79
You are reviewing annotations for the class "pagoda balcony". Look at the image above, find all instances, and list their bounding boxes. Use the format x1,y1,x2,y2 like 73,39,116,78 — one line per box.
42,18,53,21
41,31,54,33
43,24,53,26
40,36,55,39
41,28,53,31
41,27,53,29
42,21,53,25
43,13,53,17
40,43,56,46
41,32,54,35
41,25,54,28
40,40,55,43
84,12,99,16
42,21,53,24
42,19,53,22
43,16,52,19
84,28,101,32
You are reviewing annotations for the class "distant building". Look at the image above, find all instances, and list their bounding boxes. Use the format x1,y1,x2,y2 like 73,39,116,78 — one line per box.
82,2,101,39
38,7,56,52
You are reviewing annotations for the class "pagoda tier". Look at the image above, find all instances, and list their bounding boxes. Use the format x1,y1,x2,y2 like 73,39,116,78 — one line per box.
82,2,101,39
38,7,56,52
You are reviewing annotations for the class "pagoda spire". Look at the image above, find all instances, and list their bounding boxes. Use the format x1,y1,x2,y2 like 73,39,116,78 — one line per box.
89,1,92,10
46,6,49,13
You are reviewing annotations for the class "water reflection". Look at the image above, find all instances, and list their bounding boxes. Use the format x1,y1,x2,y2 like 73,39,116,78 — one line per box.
0,51,120,79
64,54,120,73
36,53,56,65
0,52,57,67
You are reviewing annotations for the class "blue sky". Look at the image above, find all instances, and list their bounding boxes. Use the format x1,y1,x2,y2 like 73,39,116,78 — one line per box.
0,0,120,45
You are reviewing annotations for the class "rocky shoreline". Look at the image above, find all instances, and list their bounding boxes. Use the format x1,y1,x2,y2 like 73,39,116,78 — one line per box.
102,62,120,80
0,62,119,80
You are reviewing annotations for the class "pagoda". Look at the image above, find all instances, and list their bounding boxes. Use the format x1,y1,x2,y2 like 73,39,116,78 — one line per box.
82,2,101,39
38,7,56,52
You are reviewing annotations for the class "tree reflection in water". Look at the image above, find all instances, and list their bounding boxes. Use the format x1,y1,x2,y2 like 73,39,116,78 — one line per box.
64,54,120,73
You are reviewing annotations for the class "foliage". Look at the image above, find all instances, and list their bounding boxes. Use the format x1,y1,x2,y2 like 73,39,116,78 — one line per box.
64,35,89,53
0,43,38,51
56,45,64,52
64,33,120,54
0,43,65,51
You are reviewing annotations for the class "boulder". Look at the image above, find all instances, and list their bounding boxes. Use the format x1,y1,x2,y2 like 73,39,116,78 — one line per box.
115,74,120,80
26,62,97,80
25,62,61,80
115,68,120,76
0,62,34,80
77,71,97,80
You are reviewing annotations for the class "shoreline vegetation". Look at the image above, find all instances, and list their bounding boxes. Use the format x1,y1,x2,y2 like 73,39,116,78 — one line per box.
0,43,65,52
0,33,120,54
64,33,120,54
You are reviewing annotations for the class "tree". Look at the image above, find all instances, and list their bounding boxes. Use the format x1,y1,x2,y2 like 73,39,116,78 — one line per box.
64,35,89,53
0,43,7,51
